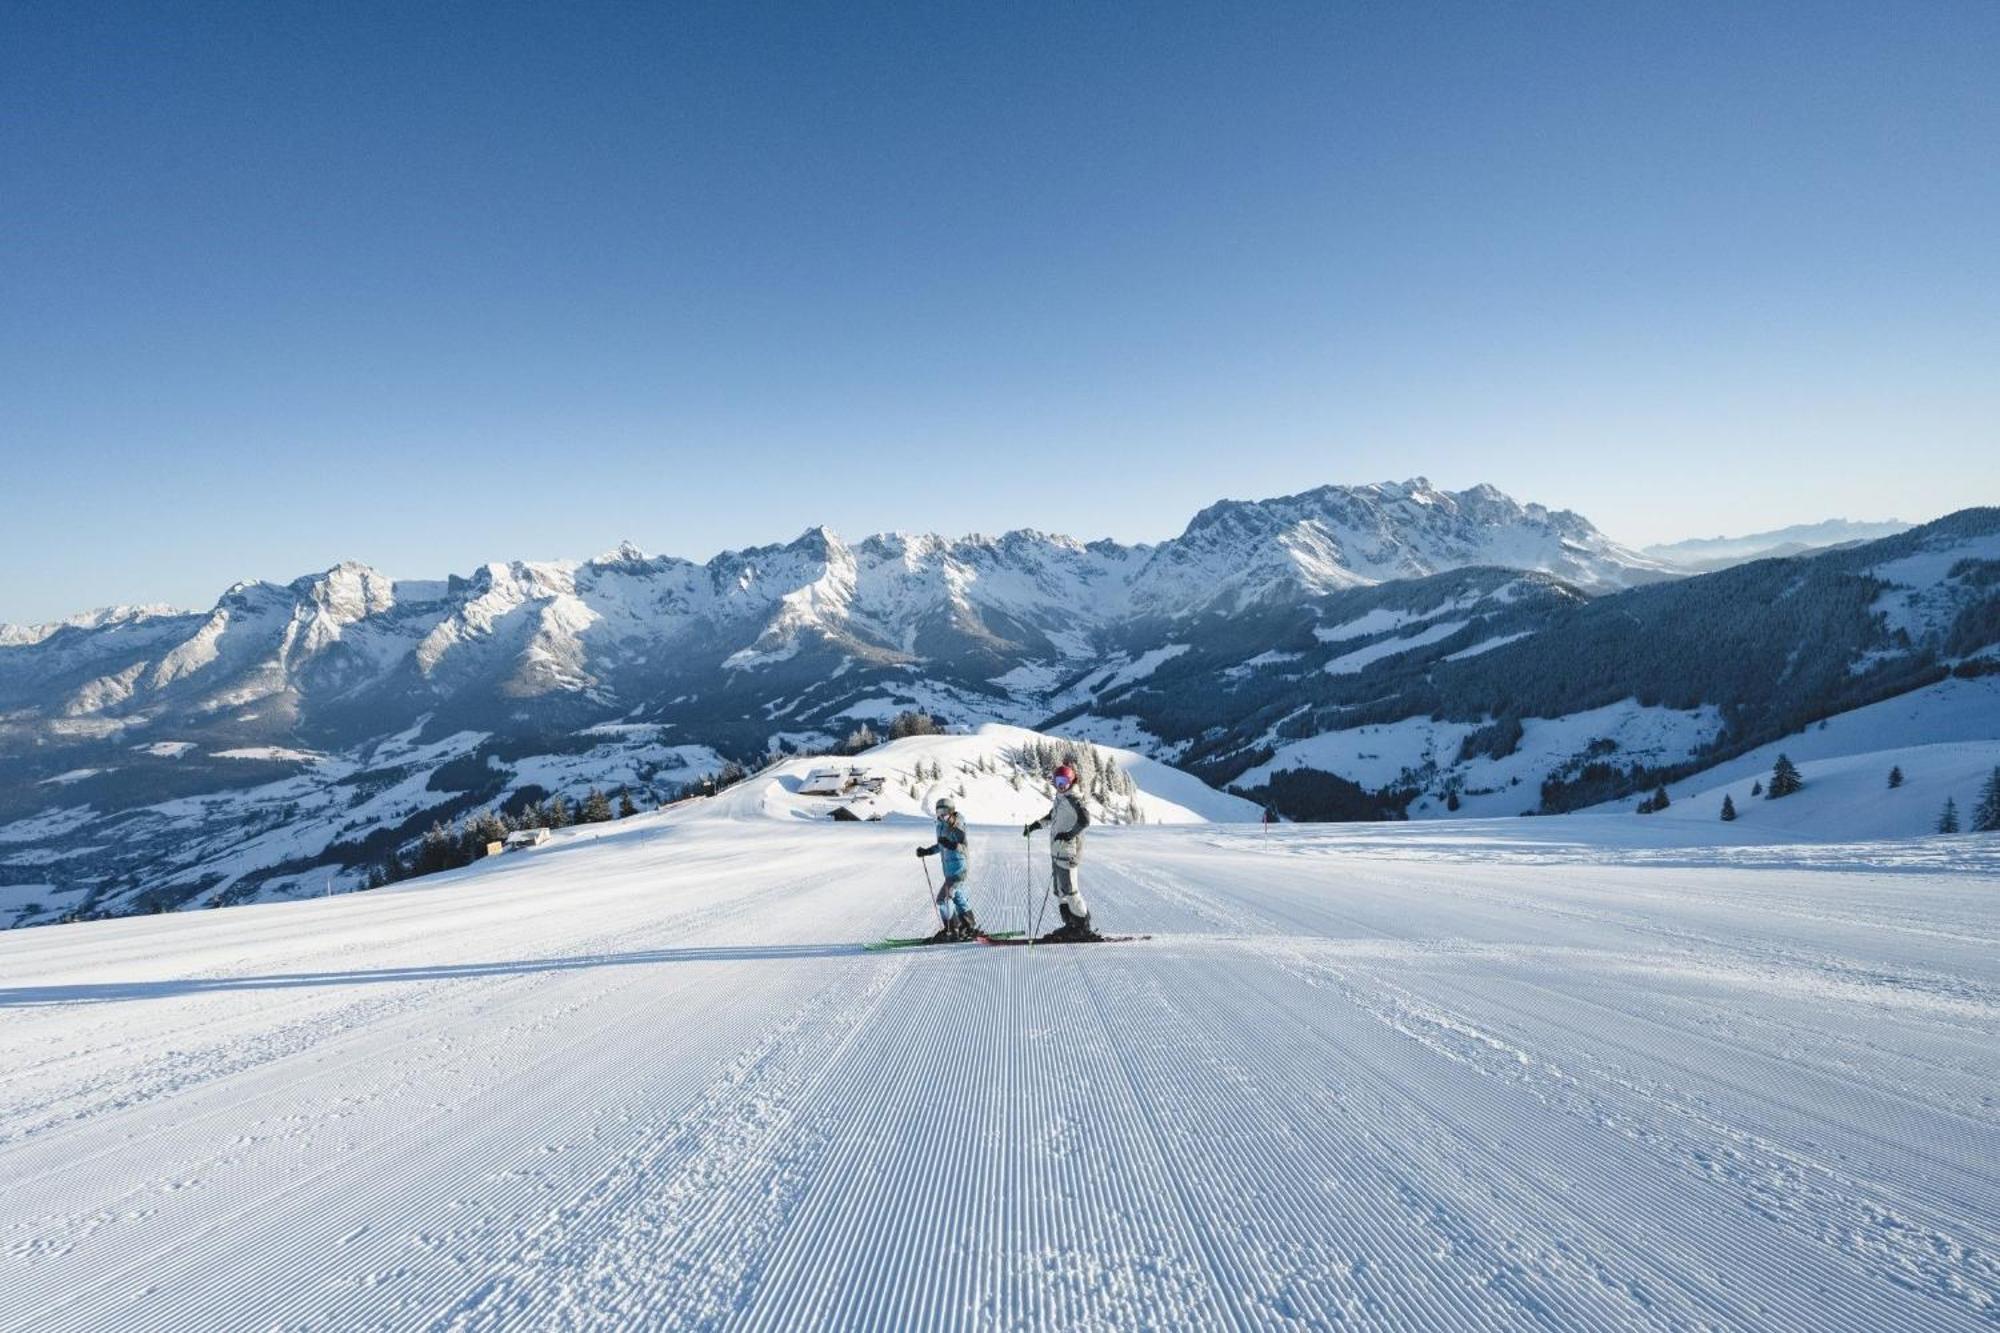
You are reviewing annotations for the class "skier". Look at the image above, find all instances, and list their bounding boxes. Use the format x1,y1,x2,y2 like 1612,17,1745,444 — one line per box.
915,796,980,940
1022,763,1097,941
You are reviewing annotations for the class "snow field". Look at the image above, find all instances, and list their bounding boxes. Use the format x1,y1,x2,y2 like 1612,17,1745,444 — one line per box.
1,810,1996,1330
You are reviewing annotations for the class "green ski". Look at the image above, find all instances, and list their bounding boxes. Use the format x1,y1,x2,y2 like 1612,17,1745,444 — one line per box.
865,929,1023,952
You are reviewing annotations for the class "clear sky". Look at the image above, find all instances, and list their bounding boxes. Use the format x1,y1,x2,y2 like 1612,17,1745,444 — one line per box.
3,1,1996,623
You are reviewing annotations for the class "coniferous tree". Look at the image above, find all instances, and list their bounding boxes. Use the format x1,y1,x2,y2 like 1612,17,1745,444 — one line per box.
1650,782,1670,812
1937,796,1960,834
546,795,573,828
1887,765,1904,790
1720,793,1737,822
617,789,639,818
1751,780,1764,797
1974,767,2000,833
471,810,508,848
417,822,456,876
580,789,614,824
1767,754,1803,799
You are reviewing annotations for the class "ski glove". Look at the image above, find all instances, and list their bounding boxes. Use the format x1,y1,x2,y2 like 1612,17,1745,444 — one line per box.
916,845,935,858
1021,824,1035,837
1053,832,1073,843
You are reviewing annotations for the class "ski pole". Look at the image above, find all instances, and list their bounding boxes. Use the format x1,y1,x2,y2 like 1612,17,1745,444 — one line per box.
1028,844,1056,949
919,857,945,930
1023,831,1036,943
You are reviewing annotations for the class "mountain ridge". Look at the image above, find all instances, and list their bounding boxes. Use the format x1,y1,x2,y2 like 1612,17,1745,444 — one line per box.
4,491,1996,928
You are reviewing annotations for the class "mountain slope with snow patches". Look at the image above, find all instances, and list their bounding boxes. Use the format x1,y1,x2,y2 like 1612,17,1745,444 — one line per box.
3,498,1996,929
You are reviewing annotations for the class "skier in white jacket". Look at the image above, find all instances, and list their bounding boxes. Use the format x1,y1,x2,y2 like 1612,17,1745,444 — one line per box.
1022,763,1098,940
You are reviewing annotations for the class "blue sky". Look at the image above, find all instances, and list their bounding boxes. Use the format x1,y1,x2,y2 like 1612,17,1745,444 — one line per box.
3,1,1995,622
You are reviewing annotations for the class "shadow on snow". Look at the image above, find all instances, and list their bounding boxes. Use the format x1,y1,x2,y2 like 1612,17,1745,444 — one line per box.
0,942,869,1007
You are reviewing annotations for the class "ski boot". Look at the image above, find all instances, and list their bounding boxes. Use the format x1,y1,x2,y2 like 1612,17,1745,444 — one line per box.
955,910,980,941
1053,901,1100,943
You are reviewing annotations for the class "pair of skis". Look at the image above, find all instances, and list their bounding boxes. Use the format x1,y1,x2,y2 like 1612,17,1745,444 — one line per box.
865,929,1146,951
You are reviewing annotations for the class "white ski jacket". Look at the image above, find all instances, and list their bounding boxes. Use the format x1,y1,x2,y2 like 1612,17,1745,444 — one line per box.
1029,791,1091,865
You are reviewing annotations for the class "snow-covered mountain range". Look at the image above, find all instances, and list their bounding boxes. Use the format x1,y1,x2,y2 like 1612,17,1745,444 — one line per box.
0,478,1667,744
1643,517,1912,572
3,482,1995,928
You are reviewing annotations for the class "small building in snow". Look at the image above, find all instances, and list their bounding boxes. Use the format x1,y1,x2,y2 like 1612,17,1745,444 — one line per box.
799,767,851,796
503,828,551,851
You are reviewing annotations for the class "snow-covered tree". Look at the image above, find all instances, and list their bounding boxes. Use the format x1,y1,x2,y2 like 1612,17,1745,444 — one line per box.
580,789,615,824
1974,767,2000,833
1720,794,1737,822
1937,796,1961,834
1767,755,1803,799
617,789,639,818
889,711,939,739
416,822,458,876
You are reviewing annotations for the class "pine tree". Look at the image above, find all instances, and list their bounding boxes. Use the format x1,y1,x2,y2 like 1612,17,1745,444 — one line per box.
1751,780,1764,797
1974,767,2000,833
546,795,573,828
1767,754,1803,799
1937,796,1960,834
617,789,639,819
416,822,456,876
1650,782,1670,812
1887,765,1904,790
581,789,614,824
1720,794,1737,822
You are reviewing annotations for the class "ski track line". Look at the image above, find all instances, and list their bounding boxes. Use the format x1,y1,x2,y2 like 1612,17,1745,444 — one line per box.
2,861,885,1331
0,866,804,1146
1236,945,1993,1332
1433,969,2000,1322
6,938,831,1333
1,873,796,1194
427,951,906,1331
1108,951,1637,1330
1128,844,1984,1320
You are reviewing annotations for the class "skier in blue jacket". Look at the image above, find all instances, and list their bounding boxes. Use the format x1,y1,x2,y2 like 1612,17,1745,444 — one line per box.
915,797,981,940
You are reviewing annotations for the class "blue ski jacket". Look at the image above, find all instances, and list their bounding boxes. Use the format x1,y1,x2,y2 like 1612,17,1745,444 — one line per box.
923,812,969,878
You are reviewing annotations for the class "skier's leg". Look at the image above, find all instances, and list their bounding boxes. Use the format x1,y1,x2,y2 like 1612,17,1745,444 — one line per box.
951,880,976,934
1051,863,1094,938
939,872,974,937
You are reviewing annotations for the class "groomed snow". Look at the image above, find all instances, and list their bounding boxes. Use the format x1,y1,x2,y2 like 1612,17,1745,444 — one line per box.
1,805,1994,1331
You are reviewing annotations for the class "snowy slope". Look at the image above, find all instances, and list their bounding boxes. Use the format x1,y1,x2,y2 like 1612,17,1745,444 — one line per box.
1587,675,2000,838
2,810,1995,1331
725,724,1262,826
